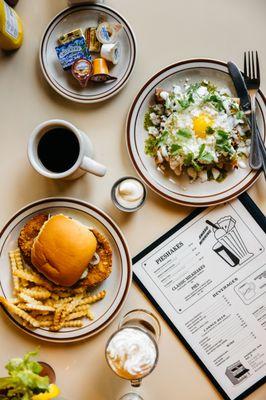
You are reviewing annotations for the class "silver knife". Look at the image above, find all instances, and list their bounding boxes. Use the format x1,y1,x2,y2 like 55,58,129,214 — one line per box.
227,61,251,112
227,61,266,178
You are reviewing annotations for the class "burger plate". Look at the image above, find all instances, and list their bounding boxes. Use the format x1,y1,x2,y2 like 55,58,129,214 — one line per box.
0,198,132,342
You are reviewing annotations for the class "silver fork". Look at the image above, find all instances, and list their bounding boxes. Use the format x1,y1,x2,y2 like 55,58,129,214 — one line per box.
243,51,262,170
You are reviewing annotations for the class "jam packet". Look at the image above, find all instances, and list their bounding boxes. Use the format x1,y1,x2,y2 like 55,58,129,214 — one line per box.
55,36,92,70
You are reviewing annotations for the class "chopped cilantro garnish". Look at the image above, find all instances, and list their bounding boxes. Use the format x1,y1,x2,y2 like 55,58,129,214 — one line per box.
145,136,158,157
235,110,244,120
176,129,192,139
191,160,202,171
199,152,214,163
204,94,225,112
187,82,201,95
177,99,191,109
216,130,229,140
215,130,234,154
198,144,206,158
206,126,215,135
197,144,214,164
170,143,182,155
144,130,168,157
158,130,168,145
184,152,194,165
144,110,154,131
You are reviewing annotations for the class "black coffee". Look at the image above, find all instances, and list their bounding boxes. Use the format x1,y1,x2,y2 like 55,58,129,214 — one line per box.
37,128,80,173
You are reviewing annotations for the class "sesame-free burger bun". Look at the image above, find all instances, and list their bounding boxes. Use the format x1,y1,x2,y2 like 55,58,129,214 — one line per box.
31,214,97,286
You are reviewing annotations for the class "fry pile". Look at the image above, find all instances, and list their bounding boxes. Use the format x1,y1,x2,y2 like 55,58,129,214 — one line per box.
0,248,106,331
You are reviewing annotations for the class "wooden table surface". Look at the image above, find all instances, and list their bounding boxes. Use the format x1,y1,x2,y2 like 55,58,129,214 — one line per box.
0,0,265,399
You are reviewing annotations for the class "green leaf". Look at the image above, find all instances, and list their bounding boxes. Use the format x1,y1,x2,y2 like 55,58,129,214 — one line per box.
198,144,206,158
158,130,168,144
0,377,18,390
145,136,158,157
191,160,202,171
199,152,214,163
176,129,192,139
206,126,215,135
204,94,225,111
216,129,229,140
215,130,234,155
1,350,50,399
145,131,168,157
144,110,154,131
177,96,194,110
184,152,194,166
187,82,201,95
235,110,244,120
170,143,182,155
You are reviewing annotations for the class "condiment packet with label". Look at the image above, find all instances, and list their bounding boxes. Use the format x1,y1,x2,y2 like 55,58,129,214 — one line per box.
55,36,92,70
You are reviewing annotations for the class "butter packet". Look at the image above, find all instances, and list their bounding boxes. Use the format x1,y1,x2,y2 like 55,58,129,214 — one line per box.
55,36,92,70
58,28,83,45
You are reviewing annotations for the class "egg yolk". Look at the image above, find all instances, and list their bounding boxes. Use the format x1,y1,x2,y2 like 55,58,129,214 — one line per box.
193,114,213,138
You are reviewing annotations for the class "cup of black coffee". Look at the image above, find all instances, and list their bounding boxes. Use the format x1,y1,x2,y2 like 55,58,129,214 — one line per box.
28,119,106,180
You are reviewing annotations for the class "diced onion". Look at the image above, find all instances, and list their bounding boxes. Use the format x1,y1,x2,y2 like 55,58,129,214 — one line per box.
90,252,100,266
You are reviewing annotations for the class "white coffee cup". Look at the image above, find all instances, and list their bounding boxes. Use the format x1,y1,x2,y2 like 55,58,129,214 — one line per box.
68,0,104,5
28,119,107,180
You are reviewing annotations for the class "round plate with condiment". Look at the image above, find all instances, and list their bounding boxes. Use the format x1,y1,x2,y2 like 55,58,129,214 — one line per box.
0,198,132,342
40,4,136,103
127,59,266,207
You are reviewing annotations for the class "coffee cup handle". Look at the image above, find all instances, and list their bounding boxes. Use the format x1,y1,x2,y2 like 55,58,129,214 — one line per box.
80,156,107,177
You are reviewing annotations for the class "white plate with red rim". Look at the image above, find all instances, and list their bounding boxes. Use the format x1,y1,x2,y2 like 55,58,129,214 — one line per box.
40,4,136,103
126,59,266,207
0,198,132,342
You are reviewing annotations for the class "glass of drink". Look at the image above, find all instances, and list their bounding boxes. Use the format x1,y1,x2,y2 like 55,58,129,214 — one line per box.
105,309,161,400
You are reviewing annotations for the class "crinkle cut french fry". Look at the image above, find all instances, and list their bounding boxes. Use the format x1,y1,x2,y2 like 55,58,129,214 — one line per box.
10,249,28,288
13,268,53,290
79,290,106,306
21,303,55,312
22,287,51,300
30,310,51,317
63,320,84,328
52,294,82,329
9,252,20,292
87,307,94,321
33,314,54,322
39,320,53,328
53,306,65,327
0,297,40,328
19,292,42,305
66,310,88,321
74,304,89,313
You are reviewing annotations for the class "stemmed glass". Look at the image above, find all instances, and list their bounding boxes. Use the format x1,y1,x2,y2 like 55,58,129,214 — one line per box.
105,309,161,400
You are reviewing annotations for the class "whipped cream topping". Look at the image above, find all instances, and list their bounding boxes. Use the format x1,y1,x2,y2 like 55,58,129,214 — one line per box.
115,179,144,209
106,327,157,379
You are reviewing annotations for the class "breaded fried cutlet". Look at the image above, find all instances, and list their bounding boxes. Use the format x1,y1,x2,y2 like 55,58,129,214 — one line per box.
80,227,112,288
18,214,48,265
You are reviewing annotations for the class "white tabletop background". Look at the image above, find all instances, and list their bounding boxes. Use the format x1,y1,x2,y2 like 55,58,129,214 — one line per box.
0,0,265,399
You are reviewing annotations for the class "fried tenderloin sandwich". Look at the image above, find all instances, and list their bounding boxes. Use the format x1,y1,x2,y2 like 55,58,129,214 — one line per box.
18,214,112,287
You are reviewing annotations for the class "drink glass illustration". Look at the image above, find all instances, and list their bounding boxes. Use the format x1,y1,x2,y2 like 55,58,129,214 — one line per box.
105,309,161,400
206,217,253,266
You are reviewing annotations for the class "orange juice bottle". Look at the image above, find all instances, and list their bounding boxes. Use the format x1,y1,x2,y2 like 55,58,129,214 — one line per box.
0,0,23,50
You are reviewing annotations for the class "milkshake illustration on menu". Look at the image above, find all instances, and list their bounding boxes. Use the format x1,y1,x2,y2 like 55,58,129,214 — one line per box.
206,216,253,267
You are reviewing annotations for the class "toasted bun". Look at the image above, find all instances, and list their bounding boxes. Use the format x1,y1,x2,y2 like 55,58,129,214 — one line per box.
31,214,97,286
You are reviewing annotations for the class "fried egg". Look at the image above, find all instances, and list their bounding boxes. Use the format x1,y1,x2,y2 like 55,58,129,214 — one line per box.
193,113,214,138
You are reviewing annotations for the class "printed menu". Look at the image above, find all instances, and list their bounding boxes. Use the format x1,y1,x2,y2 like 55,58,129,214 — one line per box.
133,194,266,400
